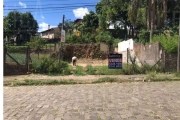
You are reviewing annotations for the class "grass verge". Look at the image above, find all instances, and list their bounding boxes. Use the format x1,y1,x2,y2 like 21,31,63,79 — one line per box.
4,74,180,87
92,77,118,83
4,79,81,86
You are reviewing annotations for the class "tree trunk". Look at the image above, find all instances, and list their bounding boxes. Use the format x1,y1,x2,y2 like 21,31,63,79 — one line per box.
147,0,151,30
163,0,167,27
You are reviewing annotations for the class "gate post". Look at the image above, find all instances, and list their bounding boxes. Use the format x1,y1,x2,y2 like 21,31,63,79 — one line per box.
4,46,7,75
26,46,30,72
4,46,7,65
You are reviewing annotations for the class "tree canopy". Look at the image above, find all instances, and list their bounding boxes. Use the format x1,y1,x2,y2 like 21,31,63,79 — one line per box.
3,11,38,45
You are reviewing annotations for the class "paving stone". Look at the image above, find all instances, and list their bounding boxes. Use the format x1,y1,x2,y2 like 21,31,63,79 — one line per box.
3,82,180,120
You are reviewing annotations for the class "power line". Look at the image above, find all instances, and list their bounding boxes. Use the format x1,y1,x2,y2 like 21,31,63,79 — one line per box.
4,5,96,10
4,2,97,7
4,0,67,3
3,6,96,16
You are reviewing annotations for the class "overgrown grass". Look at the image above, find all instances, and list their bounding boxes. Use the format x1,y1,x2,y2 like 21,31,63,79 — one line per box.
86,65,96,75
6,46,27,53
73,66,86,76
4,79,80,86
144,72,180,82
31,56,71,75
95,66,123,75
92,77,118,83
6,53,26,64
4,74,180,86
174,72,180,78
45,43,55,47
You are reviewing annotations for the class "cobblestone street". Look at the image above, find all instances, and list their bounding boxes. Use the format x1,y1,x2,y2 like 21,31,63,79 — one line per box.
4,82,180,120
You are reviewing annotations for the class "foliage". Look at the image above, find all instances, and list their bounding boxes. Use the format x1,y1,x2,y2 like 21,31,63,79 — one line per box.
138,29,150,43
145,72,157,81
3,11,38,45
26,36,47,49
6,46,27,53
96,0,131,31
95,31,113,45
135,8,146,29
112,38,122,47
73,66,86,76
92,77,118,83
82,11,99,33
4,79,79,86
86,65,96,75
65,34,82,44
127,0,140,26
31,56,71,75
122,64,140,75
152,34,178,53
6,53,26,64
174,72,180,78
58,19,73,35
95,66,123,75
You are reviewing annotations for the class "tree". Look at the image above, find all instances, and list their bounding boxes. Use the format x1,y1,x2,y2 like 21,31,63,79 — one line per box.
127,0,147,30
96,0,132,35
3,11,38,45
26,36,47,49
82,11,99,33
58,19,73,35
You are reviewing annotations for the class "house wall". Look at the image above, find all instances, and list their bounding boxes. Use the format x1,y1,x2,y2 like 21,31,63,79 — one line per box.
42,31,54,39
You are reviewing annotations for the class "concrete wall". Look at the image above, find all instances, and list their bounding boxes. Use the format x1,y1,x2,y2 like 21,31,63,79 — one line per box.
133,42,162,65
117,40,162,66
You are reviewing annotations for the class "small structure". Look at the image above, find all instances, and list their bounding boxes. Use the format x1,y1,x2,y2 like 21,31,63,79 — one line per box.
74,19,83,24
41,25,60,43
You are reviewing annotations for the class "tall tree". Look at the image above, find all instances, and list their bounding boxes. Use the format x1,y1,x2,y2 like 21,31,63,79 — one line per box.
96,0,131,32
82,11,99,33
3,11,38,45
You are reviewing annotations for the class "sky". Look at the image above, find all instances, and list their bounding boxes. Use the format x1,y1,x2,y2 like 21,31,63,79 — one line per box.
3,0,100,32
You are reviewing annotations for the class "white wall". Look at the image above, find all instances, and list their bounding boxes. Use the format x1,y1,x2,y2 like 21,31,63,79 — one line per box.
118,38,134,52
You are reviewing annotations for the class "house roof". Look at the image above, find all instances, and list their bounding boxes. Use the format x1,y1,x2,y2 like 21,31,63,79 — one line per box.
74,19,83,24
41,27,60,33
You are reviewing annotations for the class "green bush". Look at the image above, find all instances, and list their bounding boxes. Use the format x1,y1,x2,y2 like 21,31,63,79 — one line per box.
92,77,118,83
6,46,27,53
174,72,180,78
95,31,113,45
122,64,137,75
138,29,150,43
73,66,86,76
31,56,71,75
95,66,123,75
86,65,96,75
152,34,178,53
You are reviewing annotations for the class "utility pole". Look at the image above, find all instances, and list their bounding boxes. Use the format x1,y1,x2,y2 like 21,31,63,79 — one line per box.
150,0,154,43
177,13,180,72
59,15,65,67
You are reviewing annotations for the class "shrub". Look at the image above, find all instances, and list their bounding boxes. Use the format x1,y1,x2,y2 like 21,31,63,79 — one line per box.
6,46,27,53
86,65,96,75
138,29,150,43
122,64,142,75
92,77,118,83
152,34,178,53
31,56,71,75
95,66,123,75
73,66,86,76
